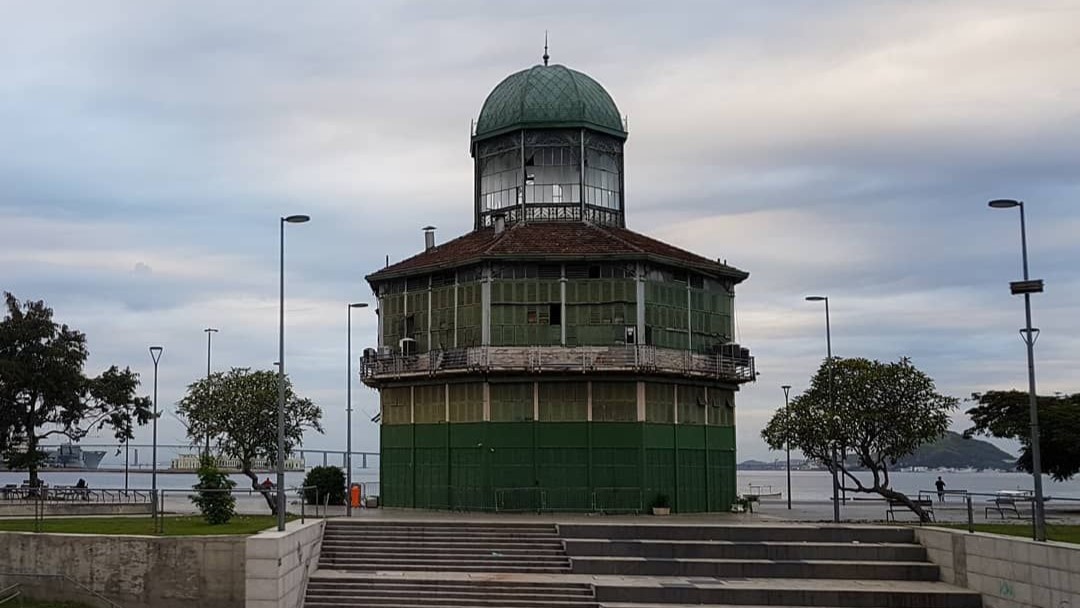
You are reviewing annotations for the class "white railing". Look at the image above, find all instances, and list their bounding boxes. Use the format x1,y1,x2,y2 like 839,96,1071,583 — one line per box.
361,344,754,383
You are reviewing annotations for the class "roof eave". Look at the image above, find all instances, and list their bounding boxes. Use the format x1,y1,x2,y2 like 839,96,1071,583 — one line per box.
471,121,627,145
366,251,749,285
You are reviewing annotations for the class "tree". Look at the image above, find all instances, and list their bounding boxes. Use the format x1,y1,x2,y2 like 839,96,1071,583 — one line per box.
177,367,322,513
965,391,1080,481
302,465,345,506
0,293,152,485
761,357,957,522
190,455,237,525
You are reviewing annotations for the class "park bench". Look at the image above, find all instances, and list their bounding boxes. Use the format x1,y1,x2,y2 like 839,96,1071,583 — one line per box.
985,496,1022,519
885,497,935,522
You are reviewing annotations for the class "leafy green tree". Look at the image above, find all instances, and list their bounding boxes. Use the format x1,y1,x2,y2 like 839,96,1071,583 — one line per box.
302,465,346,506
965,391,1080,481
0,293,152,485
190,456,237,525
177,367,322,513
762,357,957,522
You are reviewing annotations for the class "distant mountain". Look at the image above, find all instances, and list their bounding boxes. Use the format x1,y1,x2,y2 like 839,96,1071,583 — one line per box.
739,432,1016,471
898,431,1016,470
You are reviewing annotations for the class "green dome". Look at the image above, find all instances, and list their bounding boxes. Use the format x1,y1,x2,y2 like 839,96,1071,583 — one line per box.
474,64,626,140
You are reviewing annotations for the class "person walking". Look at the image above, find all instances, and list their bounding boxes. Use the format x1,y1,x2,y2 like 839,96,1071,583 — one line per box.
935,476,946,502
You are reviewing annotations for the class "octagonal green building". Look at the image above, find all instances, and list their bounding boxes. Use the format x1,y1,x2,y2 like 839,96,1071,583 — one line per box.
362,60,754,513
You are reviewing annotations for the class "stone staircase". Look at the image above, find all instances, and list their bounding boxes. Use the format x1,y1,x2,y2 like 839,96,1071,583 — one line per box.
563,523,939,580
317,520,572,573
304,520,981,608
304,577,598,608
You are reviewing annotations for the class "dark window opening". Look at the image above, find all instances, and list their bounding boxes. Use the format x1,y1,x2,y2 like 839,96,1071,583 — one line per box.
689,275,704,289
550,304,561,325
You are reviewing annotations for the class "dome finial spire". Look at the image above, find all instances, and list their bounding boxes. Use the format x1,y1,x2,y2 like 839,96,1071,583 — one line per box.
543,31,549,66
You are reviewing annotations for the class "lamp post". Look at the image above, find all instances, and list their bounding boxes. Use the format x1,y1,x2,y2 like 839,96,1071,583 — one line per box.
782,384,792,510
346,302,369,517
148,346,163,515
278,214,310,531
805,295,840,523
988,199,1047,542
203,327,218,458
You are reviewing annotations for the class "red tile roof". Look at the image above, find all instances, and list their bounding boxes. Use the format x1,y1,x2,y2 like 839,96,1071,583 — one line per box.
366,222,748,282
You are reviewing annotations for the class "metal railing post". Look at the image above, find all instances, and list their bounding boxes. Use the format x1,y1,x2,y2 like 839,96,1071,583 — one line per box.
966,495,974,533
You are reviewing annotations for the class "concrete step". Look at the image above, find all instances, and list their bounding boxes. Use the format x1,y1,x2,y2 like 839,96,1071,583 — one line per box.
322,535,561,545
305,578,597,608
315,563,572,574
559,524,916,544
565,539,927,562
593,580,981,608
570,557,940,580
320,542,566,553
321,553,571,564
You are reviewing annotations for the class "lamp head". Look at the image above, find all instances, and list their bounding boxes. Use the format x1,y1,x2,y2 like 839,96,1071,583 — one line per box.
349,302,369,309
283,214,311,223
781,385,792,390
805,295,827,302
988,199,1021,209
149,346,164,364
204,327,219,333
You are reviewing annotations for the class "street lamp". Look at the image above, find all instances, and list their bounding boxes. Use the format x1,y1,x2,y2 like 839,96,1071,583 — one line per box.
346,302,369,517
278,214,309,531
782,384,792,510
805,295,840,523
148,345,164,517
988,199,1047,542
203,327,218,457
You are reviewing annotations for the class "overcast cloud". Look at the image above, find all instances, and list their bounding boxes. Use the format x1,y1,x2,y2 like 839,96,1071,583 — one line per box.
2,0,1078,463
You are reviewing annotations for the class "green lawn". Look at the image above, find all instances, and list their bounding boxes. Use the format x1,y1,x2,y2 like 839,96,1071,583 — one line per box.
944,523,1080,544
0,515,293,536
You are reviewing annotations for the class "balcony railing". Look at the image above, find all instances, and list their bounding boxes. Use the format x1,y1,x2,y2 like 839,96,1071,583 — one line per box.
360,344,754,384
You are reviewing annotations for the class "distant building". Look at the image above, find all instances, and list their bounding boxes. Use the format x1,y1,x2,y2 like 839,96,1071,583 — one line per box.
361,58,754,513
169,453,305,472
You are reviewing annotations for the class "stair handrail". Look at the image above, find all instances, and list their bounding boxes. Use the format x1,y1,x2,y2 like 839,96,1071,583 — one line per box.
293,539,315,608
0,572,122,608
0,583,19,605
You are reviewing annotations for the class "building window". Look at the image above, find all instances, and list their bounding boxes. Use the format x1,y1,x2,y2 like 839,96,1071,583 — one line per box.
549,304,561,325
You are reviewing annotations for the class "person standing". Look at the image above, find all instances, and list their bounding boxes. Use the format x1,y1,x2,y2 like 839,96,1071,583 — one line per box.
935,476,946,502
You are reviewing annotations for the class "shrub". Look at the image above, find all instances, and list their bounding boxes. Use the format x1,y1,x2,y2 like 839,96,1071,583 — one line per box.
302,466,345,506
190,456,236,525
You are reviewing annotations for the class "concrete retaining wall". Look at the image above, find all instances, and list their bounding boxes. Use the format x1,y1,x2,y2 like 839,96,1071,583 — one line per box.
0,530,247,608
245,519,325,608
916,527,1080,608
0,503,152,517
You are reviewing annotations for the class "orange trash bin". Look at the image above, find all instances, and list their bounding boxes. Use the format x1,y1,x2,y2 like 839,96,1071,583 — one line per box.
350,483,361,509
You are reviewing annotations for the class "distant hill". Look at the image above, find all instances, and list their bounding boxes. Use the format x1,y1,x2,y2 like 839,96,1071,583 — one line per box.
898,431,1016,470
739,432,1016,471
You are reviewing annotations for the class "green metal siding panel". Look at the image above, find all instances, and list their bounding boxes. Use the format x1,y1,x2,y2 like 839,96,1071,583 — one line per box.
706,425,736,450
379,420,736,513
642,423,675,448
380,425,414,508
677,447,707,512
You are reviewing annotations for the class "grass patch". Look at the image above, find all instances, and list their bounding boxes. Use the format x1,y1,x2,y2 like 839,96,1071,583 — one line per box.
943,523,1080,544
0,515,295,536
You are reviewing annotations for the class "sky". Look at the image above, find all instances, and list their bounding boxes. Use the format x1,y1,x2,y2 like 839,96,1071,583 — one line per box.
2,0,1078,463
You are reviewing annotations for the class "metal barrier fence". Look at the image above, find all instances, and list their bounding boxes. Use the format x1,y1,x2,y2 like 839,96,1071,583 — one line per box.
903,489,1080,541
2,485,331,534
